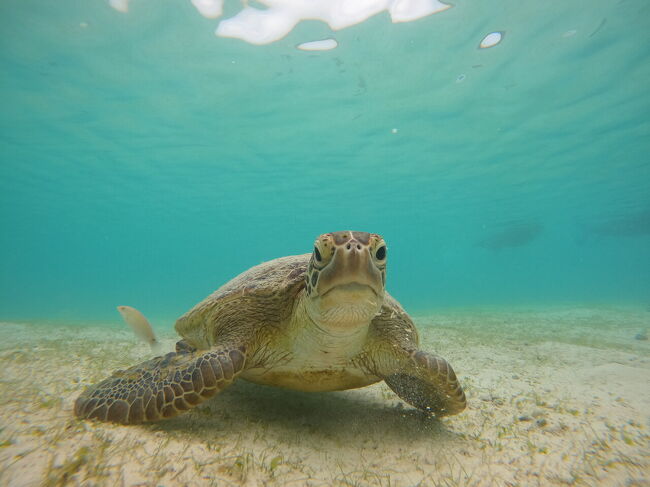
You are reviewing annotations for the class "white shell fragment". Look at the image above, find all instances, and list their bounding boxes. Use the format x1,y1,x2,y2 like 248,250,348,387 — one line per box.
479,31,504,49
297,39,339,51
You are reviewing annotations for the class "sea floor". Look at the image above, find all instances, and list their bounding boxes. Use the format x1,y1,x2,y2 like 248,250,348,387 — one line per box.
0,307,648,486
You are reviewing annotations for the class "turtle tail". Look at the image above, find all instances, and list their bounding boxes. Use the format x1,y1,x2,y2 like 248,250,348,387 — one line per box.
74,346,246,424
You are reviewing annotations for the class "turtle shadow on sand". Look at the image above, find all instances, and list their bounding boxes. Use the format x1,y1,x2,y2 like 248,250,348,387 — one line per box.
153,381,457,445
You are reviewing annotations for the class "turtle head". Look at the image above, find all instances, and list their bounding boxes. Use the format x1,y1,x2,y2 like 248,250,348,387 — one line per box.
304,231,387,334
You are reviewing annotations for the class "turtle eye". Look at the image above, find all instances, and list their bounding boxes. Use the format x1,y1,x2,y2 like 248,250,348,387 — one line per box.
314,246,322,262
375,246,386,260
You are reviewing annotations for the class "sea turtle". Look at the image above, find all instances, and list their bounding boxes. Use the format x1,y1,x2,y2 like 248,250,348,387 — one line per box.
74,231,466,424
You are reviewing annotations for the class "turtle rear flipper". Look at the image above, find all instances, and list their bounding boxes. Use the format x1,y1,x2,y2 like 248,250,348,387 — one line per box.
74,346,246,424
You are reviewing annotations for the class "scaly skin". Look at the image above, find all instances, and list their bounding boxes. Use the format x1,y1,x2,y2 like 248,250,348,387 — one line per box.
74,231,465,424
74,345,246,424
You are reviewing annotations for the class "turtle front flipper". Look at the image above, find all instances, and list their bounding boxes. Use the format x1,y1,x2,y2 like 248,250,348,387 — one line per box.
366,297,466,417
383,350,466,417
74,346,246,424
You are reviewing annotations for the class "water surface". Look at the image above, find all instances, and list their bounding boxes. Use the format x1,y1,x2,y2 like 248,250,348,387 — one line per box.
1,0,648,322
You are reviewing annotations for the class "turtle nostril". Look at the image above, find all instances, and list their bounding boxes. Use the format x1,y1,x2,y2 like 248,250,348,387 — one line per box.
344,242,363,252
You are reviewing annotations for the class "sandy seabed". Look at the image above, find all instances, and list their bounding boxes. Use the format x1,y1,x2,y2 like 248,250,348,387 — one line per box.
0,307,648,487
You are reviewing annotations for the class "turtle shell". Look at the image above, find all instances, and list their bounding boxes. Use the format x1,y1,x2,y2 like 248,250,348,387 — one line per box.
174,254,310,349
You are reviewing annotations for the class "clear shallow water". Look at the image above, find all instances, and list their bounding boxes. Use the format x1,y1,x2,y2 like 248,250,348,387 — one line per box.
1,0,649,323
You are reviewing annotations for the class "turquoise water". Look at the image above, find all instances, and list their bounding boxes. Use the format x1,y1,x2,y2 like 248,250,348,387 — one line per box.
1,0,649,323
